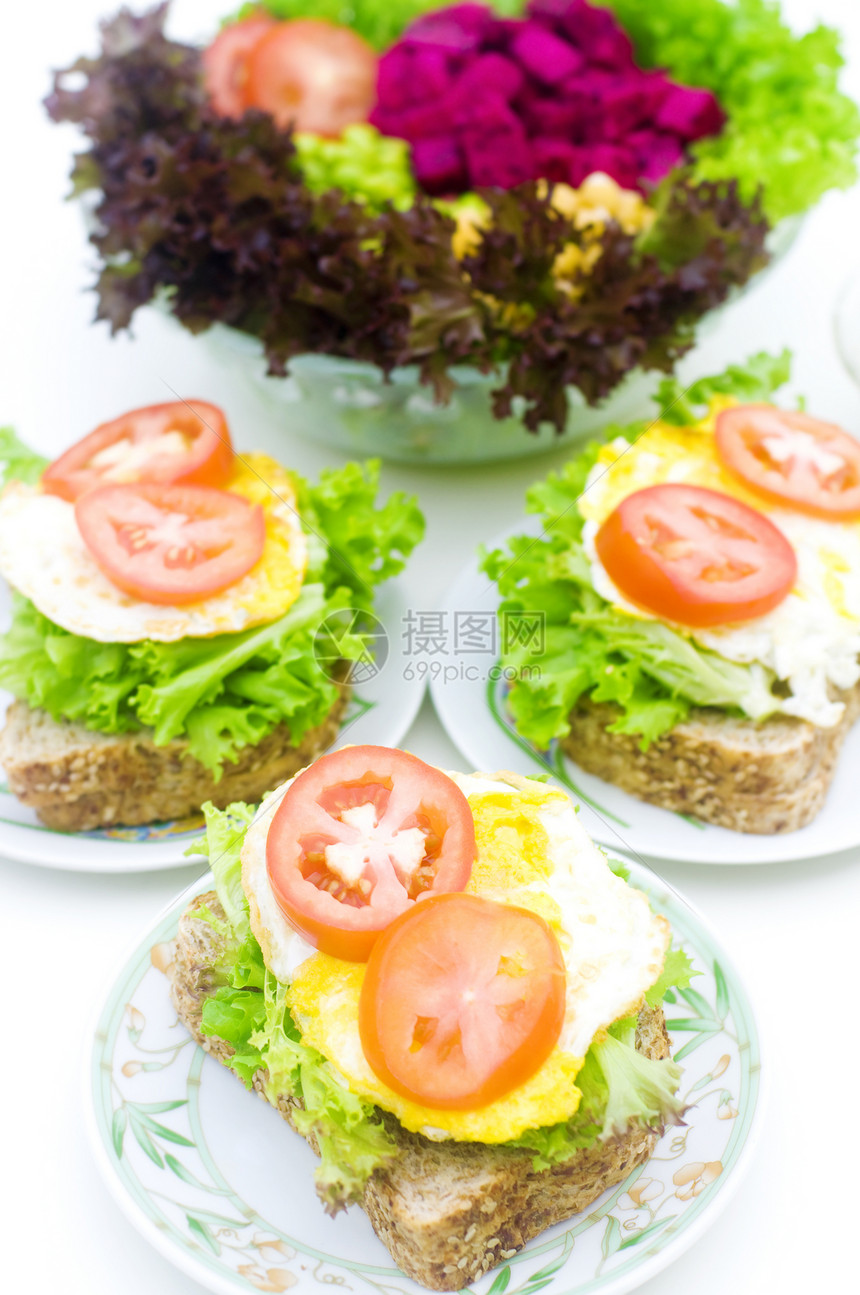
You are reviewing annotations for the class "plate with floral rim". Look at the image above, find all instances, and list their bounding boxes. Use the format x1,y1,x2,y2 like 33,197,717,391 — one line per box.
429,532,860,865
86,857,763,1295
0,580,424,872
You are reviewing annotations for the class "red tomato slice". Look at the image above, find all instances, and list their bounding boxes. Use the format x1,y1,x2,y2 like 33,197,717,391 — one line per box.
266,746,476,962
202,17,276,119
595,483,797,628
244,19,378,137
42,401,234,504
715,404,860,519
75,482,265,605
359,893,566,1110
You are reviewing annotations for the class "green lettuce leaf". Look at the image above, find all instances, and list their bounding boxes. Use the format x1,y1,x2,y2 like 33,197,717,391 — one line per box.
595,1028,685,1141
196,805,395,1211
0,458,423,771
0,427,48,487
192,800,257,934
484,352,797,749
645,948,698,1008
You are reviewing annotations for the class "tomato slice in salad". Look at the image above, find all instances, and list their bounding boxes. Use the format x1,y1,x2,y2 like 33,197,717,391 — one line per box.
715,404,860,520
595,483,797,628
266,746,476,962
202,16,276,119
75,482,265,605
42,401,234,503
359,893,567,1110
244,19,378,137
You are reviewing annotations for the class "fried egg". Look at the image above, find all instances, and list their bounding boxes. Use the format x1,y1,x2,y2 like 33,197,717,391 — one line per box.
580,398,860,727
242,769,669,1143
0,453,307,642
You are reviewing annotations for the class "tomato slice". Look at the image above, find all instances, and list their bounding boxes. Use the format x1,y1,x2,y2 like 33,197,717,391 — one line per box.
595,483,797,628
715,404,860,519
75,482,265,605
359,893,566,1110
203,17,276,119
266,746,476,962
244,19,378,137
42,401,234,503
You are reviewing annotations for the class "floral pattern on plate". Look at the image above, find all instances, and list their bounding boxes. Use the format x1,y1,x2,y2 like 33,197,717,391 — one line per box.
88,861,763,1295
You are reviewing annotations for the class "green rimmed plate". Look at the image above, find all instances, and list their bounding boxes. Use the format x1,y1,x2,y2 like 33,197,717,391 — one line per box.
431,530,860,865
86,859,763,1295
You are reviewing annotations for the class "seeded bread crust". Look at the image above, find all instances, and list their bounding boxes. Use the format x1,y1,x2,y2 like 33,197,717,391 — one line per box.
0,692,348,832
561,679,860,834
168,893,673,1292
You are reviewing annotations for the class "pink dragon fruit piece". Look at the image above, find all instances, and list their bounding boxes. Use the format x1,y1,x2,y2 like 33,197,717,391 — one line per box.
510,23,585,85
455,52,526,101
463,108,533,188
553,0,635,70
406,3,497,52
375,45,452,111
532,137,582,184
627,129,687,184
411,135,470,195
656,83,726,140
573,143,639,189
598,74,661,140
388,95,460,143
520,93,584,139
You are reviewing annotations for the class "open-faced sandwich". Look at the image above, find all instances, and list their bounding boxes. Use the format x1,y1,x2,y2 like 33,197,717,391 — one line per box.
485,353,860,833
168,743,694,1290
0,410,422,830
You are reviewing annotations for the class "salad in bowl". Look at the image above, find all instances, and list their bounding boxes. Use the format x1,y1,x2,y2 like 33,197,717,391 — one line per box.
48,0,859,462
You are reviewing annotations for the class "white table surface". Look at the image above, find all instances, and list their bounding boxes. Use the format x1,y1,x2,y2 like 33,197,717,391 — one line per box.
2,1,860,1291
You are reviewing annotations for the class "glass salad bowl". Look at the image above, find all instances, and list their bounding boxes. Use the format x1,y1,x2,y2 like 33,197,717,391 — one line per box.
197,215,802,466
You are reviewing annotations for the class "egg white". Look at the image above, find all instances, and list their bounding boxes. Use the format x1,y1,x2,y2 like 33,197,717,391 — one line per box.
0,455,307,643
581,417,860,728
243,767,669,1141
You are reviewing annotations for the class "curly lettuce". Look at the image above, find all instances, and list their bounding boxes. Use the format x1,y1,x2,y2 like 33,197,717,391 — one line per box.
604,0,860,223
483,352,797,750
0,460,423,772
190,804,693,1203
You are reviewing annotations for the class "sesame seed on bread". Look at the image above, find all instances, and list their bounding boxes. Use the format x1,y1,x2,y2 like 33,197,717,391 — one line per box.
561,679,860,834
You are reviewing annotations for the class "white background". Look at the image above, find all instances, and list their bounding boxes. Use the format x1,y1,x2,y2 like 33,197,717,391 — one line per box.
2,0,860,1291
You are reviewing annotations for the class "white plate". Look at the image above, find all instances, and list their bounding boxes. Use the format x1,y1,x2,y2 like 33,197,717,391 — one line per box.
431,534,860,865
0,580,424,872
87,859,763,1295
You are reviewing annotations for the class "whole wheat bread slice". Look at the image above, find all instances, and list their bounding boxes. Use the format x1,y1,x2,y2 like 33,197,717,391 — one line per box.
168,893,673,1292
0,692,348,832
561,678,860,834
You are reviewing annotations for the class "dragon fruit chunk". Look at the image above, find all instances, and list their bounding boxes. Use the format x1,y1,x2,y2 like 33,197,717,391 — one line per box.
627,129,687,184
456,52,526,101
656,84,726,140
411,135,469,195
555,0,635,70
406,4,496,52
511,24,585,85
376,45,452,111
531,137,582,184
572,143,638,189
463,108,533,188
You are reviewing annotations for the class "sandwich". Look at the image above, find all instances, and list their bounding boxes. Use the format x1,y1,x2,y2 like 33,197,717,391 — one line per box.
167,742,693,1290
0,408,422,830
484,352,860,833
